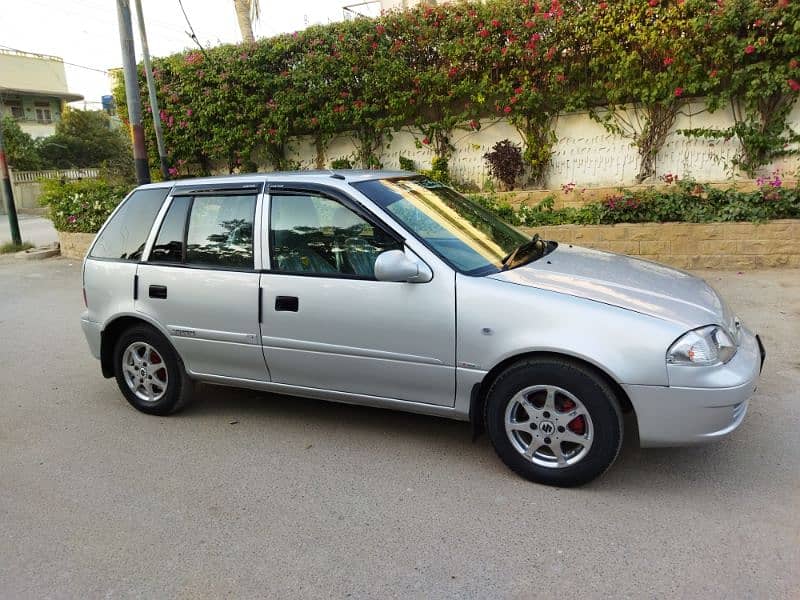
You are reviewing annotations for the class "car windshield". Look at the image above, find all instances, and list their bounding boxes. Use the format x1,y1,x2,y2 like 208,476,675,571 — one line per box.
352,177,530,275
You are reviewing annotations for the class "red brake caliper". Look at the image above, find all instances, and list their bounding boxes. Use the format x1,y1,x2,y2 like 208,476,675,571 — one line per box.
568,415,586,435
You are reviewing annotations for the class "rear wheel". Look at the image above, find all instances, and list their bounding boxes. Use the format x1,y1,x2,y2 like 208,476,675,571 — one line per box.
113,325,193,415
485,358,623,487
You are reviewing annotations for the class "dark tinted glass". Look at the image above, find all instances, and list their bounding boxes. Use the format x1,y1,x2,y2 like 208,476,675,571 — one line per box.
90,187,169,260
270,194,400,277
186,195,255,269
149,196,191,263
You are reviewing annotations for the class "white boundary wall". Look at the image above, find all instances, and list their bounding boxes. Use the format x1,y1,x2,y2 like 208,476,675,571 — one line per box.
285,99,800,189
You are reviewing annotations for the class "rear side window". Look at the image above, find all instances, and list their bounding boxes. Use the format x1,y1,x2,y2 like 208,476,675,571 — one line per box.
186,195,255,269
90,188,169,260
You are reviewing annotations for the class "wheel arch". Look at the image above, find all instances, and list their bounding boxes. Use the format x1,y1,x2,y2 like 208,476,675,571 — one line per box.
469,351,636,436
100,313,173,378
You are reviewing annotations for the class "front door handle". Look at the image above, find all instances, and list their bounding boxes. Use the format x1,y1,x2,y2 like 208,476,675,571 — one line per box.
275,296,298,312
149,285,167,299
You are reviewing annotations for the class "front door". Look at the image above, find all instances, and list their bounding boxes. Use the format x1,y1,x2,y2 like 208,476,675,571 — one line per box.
259,189,456,407
136,190,268,382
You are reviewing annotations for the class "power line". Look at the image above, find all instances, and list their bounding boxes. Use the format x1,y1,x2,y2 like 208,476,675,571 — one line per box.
176,0,209,58
0,44,109,74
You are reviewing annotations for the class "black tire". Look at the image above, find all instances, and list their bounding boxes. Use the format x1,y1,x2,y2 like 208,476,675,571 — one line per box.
485,357,623,487
113,324,194,415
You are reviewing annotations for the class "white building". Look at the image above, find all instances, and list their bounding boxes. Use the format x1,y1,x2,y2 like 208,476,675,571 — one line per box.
0,49,84,138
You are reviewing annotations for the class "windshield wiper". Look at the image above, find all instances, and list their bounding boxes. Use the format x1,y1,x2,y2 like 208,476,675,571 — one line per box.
502,233,549,270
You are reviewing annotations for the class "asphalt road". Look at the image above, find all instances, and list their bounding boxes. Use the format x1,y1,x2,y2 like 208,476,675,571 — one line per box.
1,258,798,599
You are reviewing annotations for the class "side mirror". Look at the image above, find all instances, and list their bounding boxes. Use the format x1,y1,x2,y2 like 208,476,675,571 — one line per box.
374,250,432,283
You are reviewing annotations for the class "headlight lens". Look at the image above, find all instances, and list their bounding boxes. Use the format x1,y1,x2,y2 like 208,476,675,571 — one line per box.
667,325,737,366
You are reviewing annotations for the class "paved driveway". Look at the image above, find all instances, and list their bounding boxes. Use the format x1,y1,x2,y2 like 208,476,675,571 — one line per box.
0,258,798,599
0,214,58,246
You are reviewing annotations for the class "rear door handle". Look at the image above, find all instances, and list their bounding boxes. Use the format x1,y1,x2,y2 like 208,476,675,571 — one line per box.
149,285,167,299
275,296,298,312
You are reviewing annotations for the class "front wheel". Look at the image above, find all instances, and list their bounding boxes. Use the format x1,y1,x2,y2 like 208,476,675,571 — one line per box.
113,325,193,415
485,358,623,487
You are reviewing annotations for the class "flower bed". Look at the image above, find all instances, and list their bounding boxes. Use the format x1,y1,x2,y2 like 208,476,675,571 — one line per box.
473,178,800,227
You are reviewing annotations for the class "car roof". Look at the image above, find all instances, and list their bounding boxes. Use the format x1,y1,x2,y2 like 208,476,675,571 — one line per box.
135,169,415,190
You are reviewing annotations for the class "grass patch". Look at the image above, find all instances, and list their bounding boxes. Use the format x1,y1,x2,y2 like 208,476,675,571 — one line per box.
0,241,35,254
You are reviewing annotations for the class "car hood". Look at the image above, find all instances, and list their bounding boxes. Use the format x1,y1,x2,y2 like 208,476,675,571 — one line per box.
490,244,734,330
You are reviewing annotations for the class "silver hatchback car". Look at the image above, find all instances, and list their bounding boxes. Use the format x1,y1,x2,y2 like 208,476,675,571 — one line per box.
80,171,765,486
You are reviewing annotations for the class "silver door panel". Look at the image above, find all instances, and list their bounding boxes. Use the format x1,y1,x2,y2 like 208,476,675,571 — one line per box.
135,265,267,381
259,273,456,407
259,345,453,404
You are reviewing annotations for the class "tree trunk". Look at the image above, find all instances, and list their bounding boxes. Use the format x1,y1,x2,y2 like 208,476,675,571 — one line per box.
233,0,255,44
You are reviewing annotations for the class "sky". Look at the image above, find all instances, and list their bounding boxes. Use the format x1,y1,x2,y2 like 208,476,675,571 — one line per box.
0,0,380,107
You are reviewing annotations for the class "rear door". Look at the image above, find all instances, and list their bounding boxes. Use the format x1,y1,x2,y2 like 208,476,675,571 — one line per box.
135,184,268,382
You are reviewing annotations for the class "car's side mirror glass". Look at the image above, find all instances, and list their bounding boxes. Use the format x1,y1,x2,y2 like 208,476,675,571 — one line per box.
374,250,432,283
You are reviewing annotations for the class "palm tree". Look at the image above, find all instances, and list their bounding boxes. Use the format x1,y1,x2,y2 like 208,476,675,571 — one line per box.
233,0,259,43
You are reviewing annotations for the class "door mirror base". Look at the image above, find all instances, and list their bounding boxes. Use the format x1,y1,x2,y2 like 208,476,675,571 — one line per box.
374,250,432,283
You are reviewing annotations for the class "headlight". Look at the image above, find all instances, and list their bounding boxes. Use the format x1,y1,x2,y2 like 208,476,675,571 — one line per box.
667,325,737,366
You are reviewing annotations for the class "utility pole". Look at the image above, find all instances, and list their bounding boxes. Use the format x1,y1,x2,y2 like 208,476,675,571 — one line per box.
116,0,150,184
0,121,22,246
134,0,170,180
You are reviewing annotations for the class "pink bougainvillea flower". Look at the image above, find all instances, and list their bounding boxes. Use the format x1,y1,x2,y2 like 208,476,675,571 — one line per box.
491,19,501,28
710,69,718,78
422,137,430,145
503,106,512,113
186,109,193,116
514,86,523,95
648,0,659,6
376,24,385,35
599,1,608,9
745,45,755,54
168,167,178,176
663,57,673,66
185,51,202,65
67,215,77,224
674,87,684,97
789,79,800,92
478,28,489,38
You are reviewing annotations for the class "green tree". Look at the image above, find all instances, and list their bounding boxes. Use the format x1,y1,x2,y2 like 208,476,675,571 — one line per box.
0,116,43,171
37,108,133,175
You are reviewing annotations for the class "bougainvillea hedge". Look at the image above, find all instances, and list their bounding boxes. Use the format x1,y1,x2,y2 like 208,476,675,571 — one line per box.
114,0,800,183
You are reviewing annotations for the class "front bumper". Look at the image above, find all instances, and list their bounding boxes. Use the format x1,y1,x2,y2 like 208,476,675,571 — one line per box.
623,328,764,447
80,314,102,360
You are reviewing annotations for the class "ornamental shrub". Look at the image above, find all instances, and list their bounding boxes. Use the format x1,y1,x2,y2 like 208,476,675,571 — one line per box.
113,0,800,184
476,179,800,227
39,178,131,233
484,139,525,190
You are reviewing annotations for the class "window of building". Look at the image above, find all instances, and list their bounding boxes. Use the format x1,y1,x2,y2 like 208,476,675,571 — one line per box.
270,194,400,278
6,101,24,119
34,103,52,123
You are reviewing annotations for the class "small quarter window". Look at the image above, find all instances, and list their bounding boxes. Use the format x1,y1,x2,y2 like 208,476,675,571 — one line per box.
185,195,256,269
149,196,191,263
270,194,400,277
90,187,168,261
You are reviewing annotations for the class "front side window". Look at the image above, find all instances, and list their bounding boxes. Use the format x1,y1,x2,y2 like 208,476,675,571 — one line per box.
90,187,169,261
185,195,256,269
353,177,528,275
270,193,400,277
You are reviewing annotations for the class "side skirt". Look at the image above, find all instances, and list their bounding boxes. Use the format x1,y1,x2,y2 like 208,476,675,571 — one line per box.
189,372,472,421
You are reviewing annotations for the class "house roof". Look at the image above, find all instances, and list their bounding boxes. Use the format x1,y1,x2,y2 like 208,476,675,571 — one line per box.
0,86,84,103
